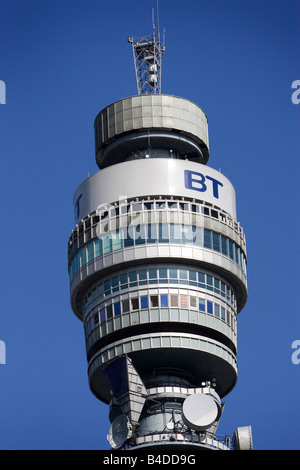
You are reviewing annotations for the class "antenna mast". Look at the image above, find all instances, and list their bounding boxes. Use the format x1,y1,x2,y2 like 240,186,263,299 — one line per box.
128,1,165,95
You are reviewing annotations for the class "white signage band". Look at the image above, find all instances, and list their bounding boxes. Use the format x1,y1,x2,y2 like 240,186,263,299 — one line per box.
73,159,236,224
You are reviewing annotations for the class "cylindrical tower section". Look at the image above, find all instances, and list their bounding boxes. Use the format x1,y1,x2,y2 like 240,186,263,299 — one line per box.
68,95,248,450
94,95,209,168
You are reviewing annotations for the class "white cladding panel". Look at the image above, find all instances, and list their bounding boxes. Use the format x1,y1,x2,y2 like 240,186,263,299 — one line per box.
73,159,236,224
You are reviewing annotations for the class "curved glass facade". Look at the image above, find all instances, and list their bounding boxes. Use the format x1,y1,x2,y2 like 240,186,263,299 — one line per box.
69,224,246,280
83,265,237,360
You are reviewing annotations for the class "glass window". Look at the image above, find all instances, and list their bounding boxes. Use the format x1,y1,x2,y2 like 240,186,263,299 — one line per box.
179,202,188,211
170,224,181,243
168,201,177,210
198,272,205,288
207,301,213,314
207,275,213,291
106,304,113,319
104,279,111,296
214,304,220,318
221,306,226,321
101,210,108,220
194,227,202,246
214,278,220,293
212,232,220,252
169,268,178,279
132,202,142,212
190,296,197,308
119,273,128,288
199,298,206,312
81,246,87,267
170,295,178,307
87,242,94,262
111,276,119,293
129,270,137,286
131,298,139,310
122,299,129,313
156,200,166,209
160,294,168,307
100,308,106,323
110,206,119,217
97,283,103,299
140,296,149,309
226,285,231,302
124,230,134,247
221,235,228,256
235,245,240,266
147,223,157,243
180,295,188,308
221,281,226,297
189,269,197,286
158,224,169,243
144,202,153,211
138,268,147,280
94,238,102,257
114,302,121,316
158,267,168,282
149,268,157,280
150,295,159,307
135,225,146,245
121,204,130,214
94,312,99,326
138,269,147,285
229,240,234,260
181,225,192,244
204,229,212,249
112,230,123,250
103,235,112,254
71,258,76,278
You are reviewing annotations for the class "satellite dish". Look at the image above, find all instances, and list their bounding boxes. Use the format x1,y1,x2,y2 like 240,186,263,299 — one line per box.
233,426,253,450
107,414,132,449
182,393,221,431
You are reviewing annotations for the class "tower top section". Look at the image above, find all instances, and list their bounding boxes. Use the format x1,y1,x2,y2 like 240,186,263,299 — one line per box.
128,2,165,95
94,94,209,169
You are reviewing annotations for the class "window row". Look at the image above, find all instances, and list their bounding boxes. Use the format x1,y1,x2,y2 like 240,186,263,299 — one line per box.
69,196,244,247
83,267,236,315
99,199,226,218
70,224,246,279
84,293,236,338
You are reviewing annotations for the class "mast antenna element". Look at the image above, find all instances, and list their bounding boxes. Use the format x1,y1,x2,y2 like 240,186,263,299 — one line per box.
128,1,165,95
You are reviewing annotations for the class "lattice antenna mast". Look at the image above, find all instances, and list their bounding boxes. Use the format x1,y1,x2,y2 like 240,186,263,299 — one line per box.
128,2,165,95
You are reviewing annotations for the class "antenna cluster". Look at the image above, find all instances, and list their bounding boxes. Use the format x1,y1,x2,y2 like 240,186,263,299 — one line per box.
128,1,165,95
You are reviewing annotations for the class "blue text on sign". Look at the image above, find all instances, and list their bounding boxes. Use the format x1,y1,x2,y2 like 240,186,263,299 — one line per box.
184,170,223,199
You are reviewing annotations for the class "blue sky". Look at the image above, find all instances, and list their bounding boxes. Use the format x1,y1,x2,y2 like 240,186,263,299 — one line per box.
0,0,299,450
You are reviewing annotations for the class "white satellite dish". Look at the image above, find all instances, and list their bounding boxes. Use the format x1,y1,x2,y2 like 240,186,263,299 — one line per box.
233,426,253,450
107,414,132,449
182,393,221,431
